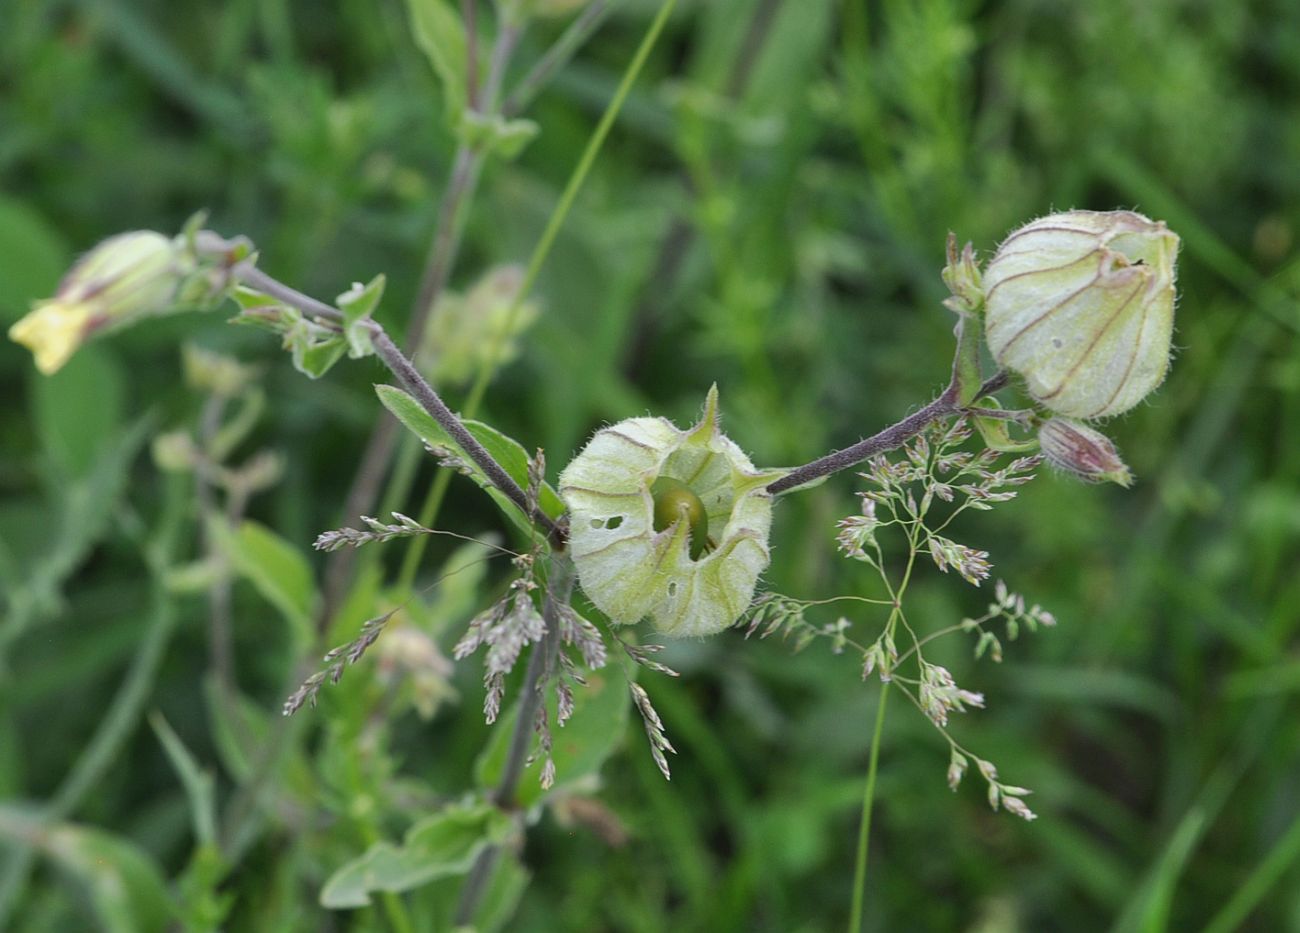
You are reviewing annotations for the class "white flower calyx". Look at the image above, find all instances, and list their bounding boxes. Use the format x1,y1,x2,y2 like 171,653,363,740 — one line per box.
559,386,785,637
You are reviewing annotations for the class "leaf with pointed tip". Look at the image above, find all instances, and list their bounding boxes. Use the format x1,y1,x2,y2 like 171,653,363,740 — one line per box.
319,802,512,908
377,384,564,538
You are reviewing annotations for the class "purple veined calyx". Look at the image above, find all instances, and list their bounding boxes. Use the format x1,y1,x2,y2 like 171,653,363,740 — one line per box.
983,210,1180,420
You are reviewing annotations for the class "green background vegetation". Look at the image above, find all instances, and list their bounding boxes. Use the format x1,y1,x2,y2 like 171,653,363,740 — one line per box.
2,0,1299,929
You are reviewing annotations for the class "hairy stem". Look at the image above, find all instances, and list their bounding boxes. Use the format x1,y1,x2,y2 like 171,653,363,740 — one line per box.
368,328,566,548
227,260,566,549
768,371,1008,495
323,17,523,615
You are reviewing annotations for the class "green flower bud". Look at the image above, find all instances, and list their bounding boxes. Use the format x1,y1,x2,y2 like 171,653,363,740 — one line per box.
983,210,1180,419
941,233,983,316
182,343,259,397
559,387,785,638
9,231,184,373
416,265,540,386
151,430,200,473
1037,416,1132,487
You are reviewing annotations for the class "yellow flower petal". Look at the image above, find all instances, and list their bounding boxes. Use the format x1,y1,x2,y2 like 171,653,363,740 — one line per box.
8,301,94,374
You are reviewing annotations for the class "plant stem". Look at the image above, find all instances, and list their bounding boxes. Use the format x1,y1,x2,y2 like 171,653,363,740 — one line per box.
463,0,479,111
849,680,891,933
324,16,523,615
368,327,567,549
463,0,680,420
502,0,616,117
403,146,484,349
410,0,679,575
768,371,1008,495
499,560,571,804
324,142,479,609
454,554,575,925
404,0,668,574
227,261,566,549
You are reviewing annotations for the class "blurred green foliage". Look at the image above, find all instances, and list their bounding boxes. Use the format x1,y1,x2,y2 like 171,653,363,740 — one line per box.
2,0,1300,930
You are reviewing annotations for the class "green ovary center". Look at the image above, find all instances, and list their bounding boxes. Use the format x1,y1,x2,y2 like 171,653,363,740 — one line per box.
650,476,713,560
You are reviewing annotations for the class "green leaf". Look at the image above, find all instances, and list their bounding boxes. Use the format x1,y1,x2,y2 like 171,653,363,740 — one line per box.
0,196,68,325
456,112,540,160
319,802,512,909
404,0,468,124
465,849,530,933
229,284,284,316
287,322,347,379
0,808,174,933
52,827,175,933
474,666,631,808
30,344,126,479
970,399,1038,453
209,518,317,645
336,274,384,359
376,384,566,533
230,293,349,379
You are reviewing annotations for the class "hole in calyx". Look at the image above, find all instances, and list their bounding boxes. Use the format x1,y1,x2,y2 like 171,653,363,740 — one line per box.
667,581,678,597
591,516,624,530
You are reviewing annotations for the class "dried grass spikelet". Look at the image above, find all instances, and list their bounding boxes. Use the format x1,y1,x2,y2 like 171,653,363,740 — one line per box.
983,210,1180,419
559,386,784,637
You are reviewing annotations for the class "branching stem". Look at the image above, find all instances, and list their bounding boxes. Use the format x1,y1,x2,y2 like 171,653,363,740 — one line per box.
226,260,567,549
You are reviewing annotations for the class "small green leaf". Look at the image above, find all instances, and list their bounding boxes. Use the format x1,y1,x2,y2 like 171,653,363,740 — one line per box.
456,112,540,160
474,666,630,808
319,802,512,909
970,399,1038,453
230,293,349,378
336,274,384,359
229,285,285,316
376,385,565,533
404,0,468,124
209,518,317,644
287,321,347,379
